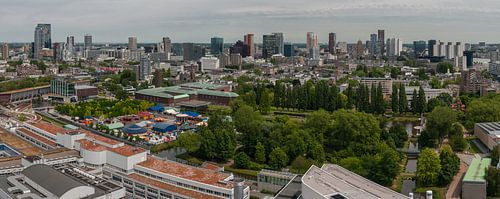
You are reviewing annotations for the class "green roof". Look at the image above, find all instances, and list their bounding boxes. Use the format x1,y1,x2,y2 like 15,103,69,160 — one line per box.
63,124,79,130
136,86,239,99
463,156,491,182
180,82,226,90
106,122,125,130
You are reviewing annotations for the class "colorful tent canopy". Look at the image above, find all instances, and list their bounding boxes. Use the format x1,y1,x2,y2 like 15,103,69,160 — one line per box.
182,111,200,118
122,124,147,134
152,122,177,133
148,105,165,112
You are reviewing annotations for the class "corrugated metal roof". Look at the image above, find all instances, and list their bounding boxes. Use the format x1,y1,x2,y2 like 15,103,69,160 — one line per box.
22,164,87,197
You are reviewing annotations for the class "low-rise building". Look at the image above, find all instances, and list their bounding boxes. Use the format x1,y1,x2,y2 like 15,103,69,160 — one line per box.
462,156,491,199
474,122,500,150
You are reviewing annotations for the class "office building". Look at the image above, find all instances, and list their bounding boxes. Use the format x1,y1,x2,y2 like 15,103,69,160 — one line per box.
128,37,138,51
310,46,320,60
33,24,51,59
244,33,254,57
284,42,293,57
200,56,220,71
211,37,224,56
337,42,348,54
262,34,279,59
474,122,500,150
360,78,393,95
53,42,64,62
460,69,489,94
273,32,284,55
84,34,92,50
489,61,500,77
462,156,491,199
377,29,385,55
464,50,474,68
386,38,403,56
162,37,171,54
328,33,336,54
230,40,249,58
428,40,437,57
218,53,230,68
230,54,242,66
413,40,426,58
183,43,194,61
275,164,407,199
369,33,378,55
1,43,8,60
404,86,453,102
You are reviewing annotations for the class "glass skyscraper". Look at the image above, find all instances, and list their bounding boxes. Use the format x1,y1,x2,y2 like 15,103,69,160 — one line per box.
34,24,51,59
210,37,224,55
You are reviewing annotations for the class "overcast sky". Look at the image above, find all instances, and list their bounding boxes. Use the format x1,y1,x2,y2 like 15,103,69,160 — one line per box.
1,0,500,43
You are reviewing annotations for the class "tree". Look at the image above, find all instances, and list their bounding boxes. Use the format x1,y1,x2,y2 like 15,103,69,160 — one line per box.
255,142,266,163
436,62,454,74
417,148,441,186
339,157,368,177
367,146,401,186
426,106,458,140
416,86,427,114
391,84,399,112
177,132,201,153
258,89,273,114
464,94,500,128
234,152,251,169
385,123,408,148
411,89,418,113
269,147,289,170
439,145,460,185
486,167,500,197
399,84,408,113
309,142,325,164
492,145,500,166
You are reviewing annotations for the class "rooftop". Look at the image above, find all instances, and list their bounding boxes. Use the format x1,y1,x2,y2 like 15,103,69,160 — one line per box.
136,86,238,99
29,122,67,135
127,173,222,199
476,122,500,136
0,85,50,95
302,164,407,199
136,156,233,189
17,128,57,147
180,82,227,90
463,156,491,182
22,164,87,197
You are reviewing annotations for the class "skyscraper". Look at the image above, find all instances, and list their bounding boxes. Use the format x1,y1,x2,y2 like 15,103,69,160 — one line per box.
369,34,378,55
328,33,336,54
428,40,437,57
284,42,293,57
84,34,92,50
53,42,63,62
244,34,254,57
273,33,284,55
1,43,8,60
183,43,194,61
128,37,138,51
210,37,224,55
162,37,171,54
138,55,151,81
34,24,51,59
66,36,75,53
229,40,249,58
377,30,385,56
262,34,278,59
386,38,403,56
413,40,426,58
306,32,318,50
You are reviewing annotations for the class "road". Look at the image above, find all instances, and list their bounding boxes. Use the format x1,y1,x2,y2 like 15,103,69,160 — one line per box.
446,162,467,199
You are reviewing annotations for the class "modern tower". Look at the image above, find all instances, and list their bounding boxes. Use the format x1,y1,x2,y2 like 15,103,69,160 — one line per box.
244,34,254,57
66,36,75,52
369,34,378,55
306,32,318,50
273,33,284,55
284,42,293,57
413,40,426,58
128,37,138,51
84,34,92,50
328,33,336,54
262,34,278,59
34,24,51,59
162,37,171,54
210,37,224,56
428,40,436,57
377,30,385,56
1,43,8,60
53,42,63,62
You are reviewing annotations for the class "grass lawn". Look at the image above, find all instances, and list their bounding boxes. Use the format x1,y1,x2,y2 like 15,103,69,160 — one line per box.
38,113,66,127
415,187,446,199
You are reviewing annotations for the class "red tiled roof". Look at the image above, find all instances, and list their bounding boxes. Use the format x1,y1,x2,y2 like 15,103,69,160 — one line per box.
201,162,223,171
127,173,223,199
77,139,107,152
17,128,57,147
137,156,233,188
108,145,146,157
82,130,122,145
29,122,66,135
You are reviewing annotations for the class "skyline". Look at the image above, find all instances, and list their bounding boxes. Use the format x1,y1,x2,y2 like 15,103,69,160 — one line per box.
1,0,500,43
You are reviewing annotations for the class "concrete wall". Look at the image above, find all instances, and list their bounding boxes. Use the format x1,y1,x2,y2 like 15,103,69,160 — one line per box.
462,181,486,199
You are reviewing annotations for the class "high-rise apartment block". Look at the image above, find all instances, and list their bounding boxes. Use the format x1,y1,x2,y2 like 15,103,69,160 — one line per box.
162,37,171,54
328,33,336,54
1,43,8,60
386,38,403,56
377,29,385,56
128,37,138,51
244,33,254,57
84,34,92,50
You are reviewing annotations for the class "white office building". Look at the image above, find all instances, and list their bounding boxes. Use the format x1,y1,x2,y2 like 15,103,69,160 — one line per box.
201,56,220,71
